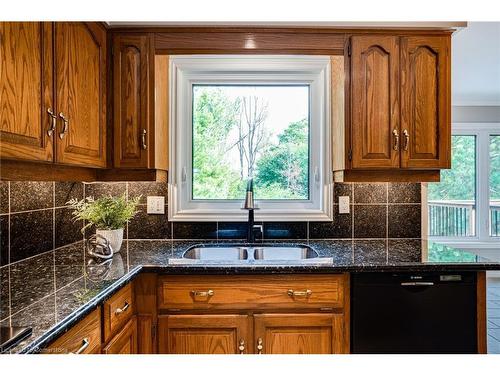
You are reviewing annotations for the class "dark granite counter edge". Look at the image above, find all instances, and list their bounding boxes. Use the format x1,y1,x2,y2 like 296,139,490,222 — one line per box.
19,260,500,354
143,262,500,274
19,266,142,354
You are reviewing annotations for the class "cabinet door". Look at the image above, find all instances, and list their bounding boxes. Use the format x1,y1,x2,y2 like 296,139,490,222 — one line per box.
158,315,250,354
350,36,400,169
103,316,138,354
54,22,106,167
400,36,451,169
113,34,153,169
0,22,54,162
253,313,346,354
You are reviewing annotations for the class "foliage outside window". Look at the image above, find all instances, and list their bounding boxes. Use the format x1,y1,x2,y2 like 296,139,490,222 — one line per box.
192,85,309,200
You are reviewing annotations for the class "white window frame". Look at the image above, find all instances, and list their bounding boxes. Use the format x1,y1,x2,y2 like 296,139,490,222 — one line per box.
168,55,333,222
428,122,500,248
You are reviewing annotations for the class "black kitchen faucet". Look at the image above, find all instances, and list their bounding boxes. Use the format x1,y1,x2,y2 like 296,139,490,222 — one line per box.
242,179,262,243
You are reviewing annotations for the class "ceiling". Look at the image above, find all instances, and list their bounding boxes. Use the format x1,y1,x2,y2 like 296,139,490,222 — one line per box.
452,22,500,106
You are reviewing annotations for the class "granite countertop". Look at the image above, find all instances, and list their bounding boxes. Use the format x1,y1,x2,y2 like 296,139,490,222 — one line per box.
3,239,500,354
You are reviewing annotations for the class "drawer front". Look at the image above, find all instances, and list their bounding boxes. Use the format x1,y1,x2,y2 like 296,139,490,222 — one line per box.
103,282,134,342
46,307,101,354
158,275,345,310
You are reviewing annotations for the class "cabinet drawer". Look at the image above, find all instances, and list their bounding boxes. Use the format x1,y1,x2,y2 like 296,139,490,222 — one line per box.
158,275,345,310
103,282,134,342
46,307,101,354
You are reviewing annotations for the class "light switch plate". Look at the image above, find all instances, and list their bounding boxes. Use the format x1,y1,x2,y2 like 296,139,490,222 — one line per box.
147,196,165,214
338,196,350,214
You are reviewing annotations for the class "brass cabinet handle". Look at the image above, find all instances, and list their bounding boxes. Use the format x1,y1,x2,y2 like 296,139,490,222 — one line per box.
257,337,263,354
287,289,312,297
403,129,409,151
238,338,245,354
47,108,57,137
392,129,399,151
115,301,130,315
72,338,90,354
58,112,69,139
190,290,214,298
141,129,147,150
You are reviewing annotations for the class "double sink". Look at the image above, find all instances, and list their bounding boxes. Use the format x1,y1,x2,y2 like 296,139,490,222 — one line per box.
168,244,333,265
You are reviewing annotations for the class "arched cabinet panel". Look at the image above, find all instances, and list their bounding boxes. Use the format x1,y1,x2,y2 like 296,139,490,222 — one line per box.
0,22,54,162
350,36,400,169
400,36,450,169
113,34,153,168
54,22,107,167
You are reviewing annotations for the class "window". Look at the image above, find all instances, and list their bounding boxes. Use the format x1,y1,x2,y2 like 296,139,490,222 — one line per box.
169,56,332,221
427,123,500,245
491,135,500,236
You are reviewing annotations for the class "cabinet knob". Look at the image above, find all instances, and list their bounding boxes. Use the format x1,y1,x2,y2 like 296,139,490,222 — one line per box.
257,337,263,354
190,289,214,298
115,301,130,315
238,338,245,354
47,108,57,137
141,129,147,150
403,129,409,151
59,112,69,140
287,289,312,298
72,338,90,354
392,129,399,151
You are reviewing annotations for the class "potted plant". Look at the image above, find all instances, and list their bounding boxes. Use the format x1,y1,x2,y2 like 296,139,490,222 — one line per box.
68,194,140,253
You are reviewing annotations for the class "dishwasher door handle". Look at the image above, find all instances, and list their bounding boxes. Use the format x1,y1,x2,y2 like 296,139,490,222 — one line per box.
400,282,435,286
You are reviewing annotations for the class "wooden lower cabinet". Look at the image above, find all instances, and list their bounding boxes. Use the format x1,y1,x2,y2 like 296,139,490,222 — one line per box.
158,313,346,354
103,316,138,354
254,313,345,354
158,315,250,354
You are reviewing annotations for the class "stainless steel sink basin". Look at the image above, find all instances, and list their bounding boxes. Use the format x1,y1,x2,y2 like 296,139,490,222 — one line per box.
168,244,332,265
253,246,318,260
183,247,248,261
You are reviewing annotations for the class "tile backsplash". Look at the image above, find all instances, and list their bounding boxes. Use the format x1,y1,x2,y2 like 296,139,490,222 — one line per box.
0,180,421,267
0,179,422,323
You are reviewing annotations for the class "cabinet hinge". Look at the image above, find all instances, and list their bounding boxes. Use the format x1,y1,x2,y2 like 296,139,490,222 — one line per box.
348,149,353,161
347,43,351,57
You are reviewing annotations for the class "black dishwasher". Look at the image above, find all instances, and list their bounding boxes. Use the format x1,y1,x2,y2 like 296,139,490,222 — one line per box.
351,272,478,354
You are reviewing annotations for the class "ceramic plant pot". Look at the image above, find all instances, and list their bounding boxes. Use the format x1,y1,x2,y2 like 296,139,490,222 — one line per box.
96,228,124,253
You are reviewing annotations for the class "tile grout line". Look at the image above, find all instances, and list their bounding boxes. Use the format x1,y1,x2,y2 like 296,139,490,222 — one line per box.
82,183,87,292
386,182,389,263
126,182,129,241
351,183,355,263
7,181,12,325
52,182,57,323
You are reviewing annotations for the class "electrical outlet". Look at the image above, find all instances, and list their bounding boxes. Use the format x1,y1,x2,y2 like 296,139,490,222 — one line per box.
147,196,165,214
338,196,350,214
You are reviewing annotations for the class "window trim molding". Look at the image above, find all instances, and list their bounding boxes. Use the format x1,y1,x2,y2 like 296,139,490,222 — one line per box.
427,122,500,245
168,55,333,222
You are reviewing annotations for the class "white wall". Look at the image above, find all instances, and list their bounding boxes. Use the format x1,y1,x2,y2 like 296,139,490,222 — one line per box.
452,22,500,106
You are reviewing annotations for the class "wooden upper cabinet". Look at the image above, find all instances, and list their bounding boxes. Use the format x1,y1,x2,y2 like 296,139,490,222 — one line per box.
54,23,107,167
253,313,346,354
113,34,153,169
400,36,451,169
350,35,400,169
0,22,54,162
158,314,250,354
